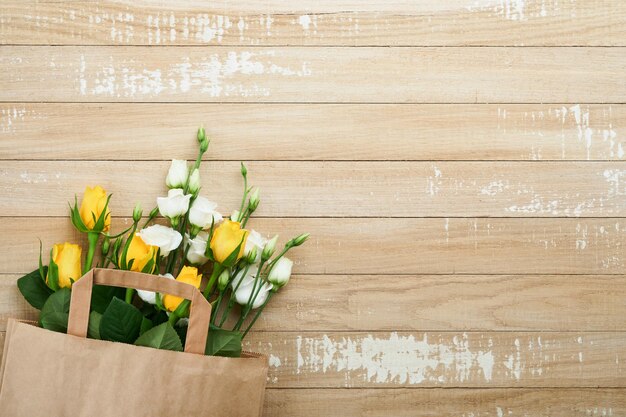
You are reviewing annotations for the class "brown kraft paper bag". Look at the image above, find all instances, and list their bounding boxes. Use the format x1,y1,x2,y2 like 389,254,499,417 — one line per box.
0,268,269,417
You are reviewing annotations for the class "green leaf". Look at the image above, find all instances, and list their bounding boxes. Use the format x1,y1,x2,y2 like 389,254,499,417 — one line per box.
99,297,143,343
175,323,188,346
69,196,89,233
90,285,126,314
92,193,112,232
134,322,183,352
17,267,53,310
38,240,45,281
205,325,242,357
88,311,102,339
47,253,60,291
139,317,154,336
39,288,71,332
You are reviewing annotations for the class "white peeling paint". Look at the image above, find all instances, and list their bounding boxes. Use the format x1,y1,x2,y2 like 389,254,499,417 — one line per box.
480,180,509,196
426,166,442,196
298,15,312,31
268,354,281,368
292,333,498,385
77,51,311,98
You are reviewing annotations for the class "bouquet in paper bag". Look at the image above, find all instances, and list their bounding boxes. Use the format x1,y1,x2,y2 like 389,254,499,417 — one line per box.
15,128,308,357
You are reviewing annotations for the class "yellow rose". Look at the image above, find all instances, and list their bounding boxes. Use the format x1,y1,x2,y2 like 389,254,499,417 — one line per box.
79,186,111,232
47,242,82,288
122,234,158,272
210,220,249,265
162,266,202,312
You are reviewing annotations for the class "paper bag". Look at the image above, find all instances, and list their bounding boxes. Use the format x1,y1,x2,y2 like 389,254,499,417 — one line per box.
0,268,268,417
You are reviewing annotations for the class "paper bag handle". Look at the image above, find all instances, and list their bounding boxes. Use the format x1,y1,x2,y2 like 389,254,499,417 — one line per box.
67,268,211,355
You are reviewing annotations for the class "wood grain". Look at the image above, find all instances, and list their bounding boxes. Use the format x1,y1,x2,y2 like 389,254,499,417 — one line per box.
1,46,624,103
1,217,624,275
263,388,626,417
2,161,625,217
1,104,625,161
1,1,624,46
3,274,626,332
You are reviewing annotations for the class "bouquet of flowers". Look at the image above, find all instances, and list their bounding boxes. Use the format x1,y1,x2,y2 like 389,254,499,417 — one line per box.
15,128,308,357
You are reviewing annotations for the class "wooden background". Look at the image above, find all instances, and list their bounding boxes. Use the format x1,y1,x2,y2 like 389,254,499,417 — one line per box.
1,0,626,415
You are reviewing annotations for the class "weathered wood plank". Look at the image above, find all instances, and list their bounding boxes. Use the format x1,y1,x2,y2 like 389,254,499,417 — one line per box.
263,388,626,416
3,274,626,332
1,1,624,46
1,46,623,103
0,329,624,387
2,161,625,217
248,331,626,387
1,217,624,274
2,104,624,161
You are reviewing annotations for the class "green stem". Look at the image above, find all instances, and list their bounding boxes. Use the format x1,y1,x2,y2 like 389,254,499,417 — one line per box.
125,288,135,304
242,292,273,338
234,261,265,330
141,207,158,228
237,176,248,222
203,264,224,298
219,263,251,327
83,231,99,273
211,290,225,324
241,207,252,228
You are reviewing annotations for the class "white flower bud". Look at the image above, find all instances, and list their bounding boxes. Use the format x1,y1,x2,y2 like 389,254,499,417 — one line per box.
165,159,189,189
230,210,241,222
267,257,293,288
244,230,267,264
262,235,279,261
188,168,201,194
217,269,230,291
157,189,191,219
137,224,182,257
248,187,260,211
188,196,222,230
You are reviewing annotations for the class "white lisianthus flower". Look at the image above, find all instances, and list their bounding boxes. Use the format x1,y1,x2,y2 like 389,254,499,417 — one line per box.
234,280,272,309
137,273,174,305
157,188,191,219
137,224,182,257
267,257,293,288
185,231,210,265
165,159,189,189
244,230,267,264
231,266,256,290
188,196,222,229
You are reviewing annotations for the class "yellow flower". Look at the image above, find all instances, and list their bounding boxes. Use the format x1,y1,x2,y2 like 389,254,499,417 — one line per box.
79,186,111,232
163,266,202,312
210,220,249,265
47,242,82,288
122,234,157,272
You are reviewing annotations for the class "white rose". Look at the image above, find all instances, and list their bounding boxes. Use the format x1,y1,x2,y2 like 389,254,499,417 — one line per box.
185,231,209,265
234,280,272,309
137,224,182,257
137,273,174,305
157,188,191,219
165,159,189,189
245,230,267,263
188,196,222,229
267,257,293,288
